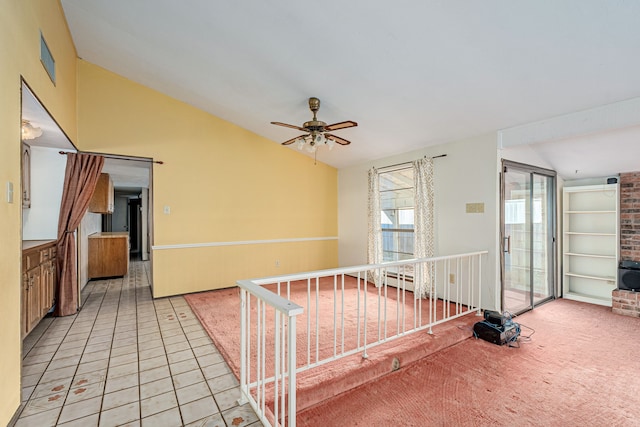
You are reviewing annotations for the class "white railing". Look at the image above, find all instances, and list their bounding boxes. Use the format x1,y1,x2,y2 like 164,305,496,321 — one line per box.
237,251,487,427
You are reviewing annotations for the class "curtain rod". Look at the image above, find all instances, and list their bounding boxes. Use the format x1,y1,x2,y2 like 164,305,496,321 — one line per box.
378,154,446,171
59,151,164,165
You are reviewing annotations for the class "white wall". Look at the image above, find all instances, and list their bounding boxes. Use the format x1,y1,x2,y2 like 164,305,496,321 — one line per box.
338,133,500,310
22,146,67,240
499,145,556,171
141,188,149,261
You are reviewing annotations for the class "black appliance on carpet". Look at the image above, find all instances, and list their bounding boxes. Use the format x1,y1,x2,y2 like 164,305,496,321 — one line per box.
474,310,520,346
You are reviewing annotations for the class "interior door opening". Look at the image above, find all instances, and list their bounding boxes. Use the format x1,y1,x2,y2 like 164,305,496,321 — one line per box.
501,160,557,315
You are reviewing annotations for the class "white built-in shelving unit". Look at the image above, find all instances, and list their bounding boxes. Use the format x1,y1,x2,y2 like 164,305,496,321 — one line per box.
562,183,619,306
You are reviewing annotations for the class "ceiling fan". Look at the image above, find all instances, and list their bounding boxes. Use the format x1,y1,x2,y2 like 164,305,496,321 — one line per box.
271,97,357,152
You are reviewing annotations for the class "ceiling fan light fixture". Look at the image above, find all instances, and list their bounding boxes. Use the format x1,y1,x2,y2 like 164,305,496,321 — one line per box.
21,119,43,141
271,97,357,156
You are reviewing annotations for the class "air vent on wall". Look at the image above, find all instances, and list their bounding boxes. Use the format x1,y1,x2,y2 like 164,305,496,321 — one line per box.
40,31,55,85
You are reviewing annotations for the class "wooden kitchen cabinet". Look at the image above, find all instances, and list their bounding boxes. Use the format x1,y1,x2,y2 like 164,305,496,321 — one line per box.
89,173,114,213
41,258,56,318
88,232,129,279
22,240,57,337
23,267,41,335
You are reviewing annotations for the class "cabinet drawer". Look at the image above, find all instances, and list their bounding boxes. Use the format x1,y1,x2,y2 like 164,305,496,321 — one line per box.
24,251,40,271
40,248,50,263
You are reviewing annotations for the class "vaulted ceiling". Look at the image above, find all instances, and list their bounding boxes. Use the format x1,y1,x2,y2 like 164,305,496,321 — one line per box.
60,1,640,171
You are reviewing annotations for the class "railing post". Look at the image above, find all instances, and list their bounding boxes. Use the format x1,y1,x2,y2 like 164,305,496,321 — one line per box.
288,314,297,427
362,270,368,359
238,289,248,405
274,310,280,424
477,253,483,316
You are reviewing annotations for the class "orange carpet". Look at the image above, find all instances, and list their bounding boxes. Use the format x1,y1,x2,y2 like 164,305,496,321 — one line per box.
184,277,477,413
297,299,640,426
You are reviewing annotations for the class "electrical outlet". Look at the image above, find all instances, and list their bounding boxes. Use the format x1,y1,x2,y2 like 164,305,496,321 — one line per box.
449,273,455,284
275,260,280,268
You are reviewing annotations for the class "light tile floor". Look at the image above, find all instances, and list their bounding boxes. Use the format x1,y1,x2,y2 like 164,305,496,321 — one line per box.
12,260,261,427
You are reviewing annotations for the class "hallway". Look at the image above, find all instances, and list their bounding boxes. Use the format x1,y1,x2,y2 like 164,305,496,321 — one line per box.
13,261,260,427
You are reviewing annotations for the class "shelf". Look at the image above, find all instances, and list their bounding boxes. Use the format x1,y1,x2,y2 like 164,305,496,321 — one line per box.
564,232,616,236
565,210,616,214
565,253,616,259
562,183,618,306
563,292,612,307
565,272,616,282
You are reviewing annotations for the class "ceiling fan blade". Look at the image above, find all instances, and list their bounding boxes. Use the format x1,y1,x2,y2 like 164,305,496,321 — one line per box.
324,120,358,131
281,134,307,145
325,133,351,145
271,121,307,132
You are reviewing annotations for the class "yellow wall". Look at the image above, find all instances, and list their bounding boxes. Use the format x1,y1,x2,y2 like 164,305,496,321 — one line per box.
76,61,338,296
0,0,78,424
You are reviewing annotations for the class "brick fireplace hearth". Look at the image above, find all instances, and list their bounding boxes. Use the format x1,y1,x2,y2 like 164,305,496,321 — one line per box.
620,172,640,261
613,172,640,317
612,289,640,317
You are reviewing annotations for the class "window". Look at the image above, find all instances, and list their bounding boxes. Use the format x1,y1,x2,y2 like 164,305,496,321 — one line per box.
379,167,415,264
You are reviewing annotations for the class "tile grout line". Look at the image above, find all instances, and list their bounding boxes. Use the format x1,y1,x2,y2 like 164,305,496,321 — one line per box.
171,296,226,426
90,277,119,427
16,261,259,427
24,279,106,425
150,272,185,426
135,260,145,425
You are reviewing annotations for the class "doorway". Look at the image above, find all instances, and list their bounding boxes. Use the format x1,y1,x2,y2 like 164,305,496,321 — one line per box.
111,191,143,258
501,160,556,315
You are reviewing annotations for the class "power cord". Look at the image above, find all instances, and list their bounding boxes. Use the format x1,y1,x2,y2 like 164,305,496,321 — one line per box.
507,311,536,343
516,323,535,342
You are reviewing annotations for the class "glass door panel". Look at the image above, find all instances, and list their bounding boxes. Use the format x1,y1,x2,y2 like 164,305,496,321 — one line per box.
503,169,532,314
532,174,554,306
502,161,556,315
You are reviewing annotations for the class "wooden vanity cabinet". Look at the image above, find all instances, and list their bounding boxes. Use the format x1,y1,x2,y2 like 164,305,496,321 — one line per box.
22,241,57,337
89,173,114,213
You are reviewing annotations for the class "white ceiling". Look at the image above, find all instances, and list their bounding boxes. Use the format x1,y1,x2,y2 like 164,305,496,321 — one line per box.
59,1,640,171
101,158,150,189
21,83,75,151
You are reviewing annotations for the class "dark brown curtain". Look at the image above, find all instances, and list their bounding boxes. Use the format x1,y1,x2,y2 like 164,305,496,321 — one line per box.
55,153,104,316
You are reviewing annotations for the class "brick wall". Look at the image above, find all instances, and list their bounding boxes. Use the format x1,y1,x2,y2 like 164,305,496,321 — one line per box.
620,172,640,261
612,289,640,317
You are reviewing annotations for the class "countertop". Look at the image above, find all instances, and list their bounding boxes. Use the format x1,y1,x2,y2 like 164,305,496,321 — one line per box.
22,240,56,250
89,232,129,239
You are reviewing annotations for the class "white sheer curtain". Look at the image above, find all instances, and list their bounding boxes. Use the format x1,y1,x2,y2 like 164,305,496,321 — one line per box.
367,167,383,286
413,157,435,298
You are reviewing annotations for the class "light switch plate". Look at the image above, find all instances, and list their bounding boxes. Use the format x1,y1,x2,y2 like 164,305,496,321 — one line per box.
163,205,171,214
6,181,13,203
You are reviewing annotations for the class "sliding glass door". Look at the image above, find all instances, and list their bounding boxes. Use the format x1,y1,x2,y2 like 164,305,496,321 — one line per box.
501,161,556,315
